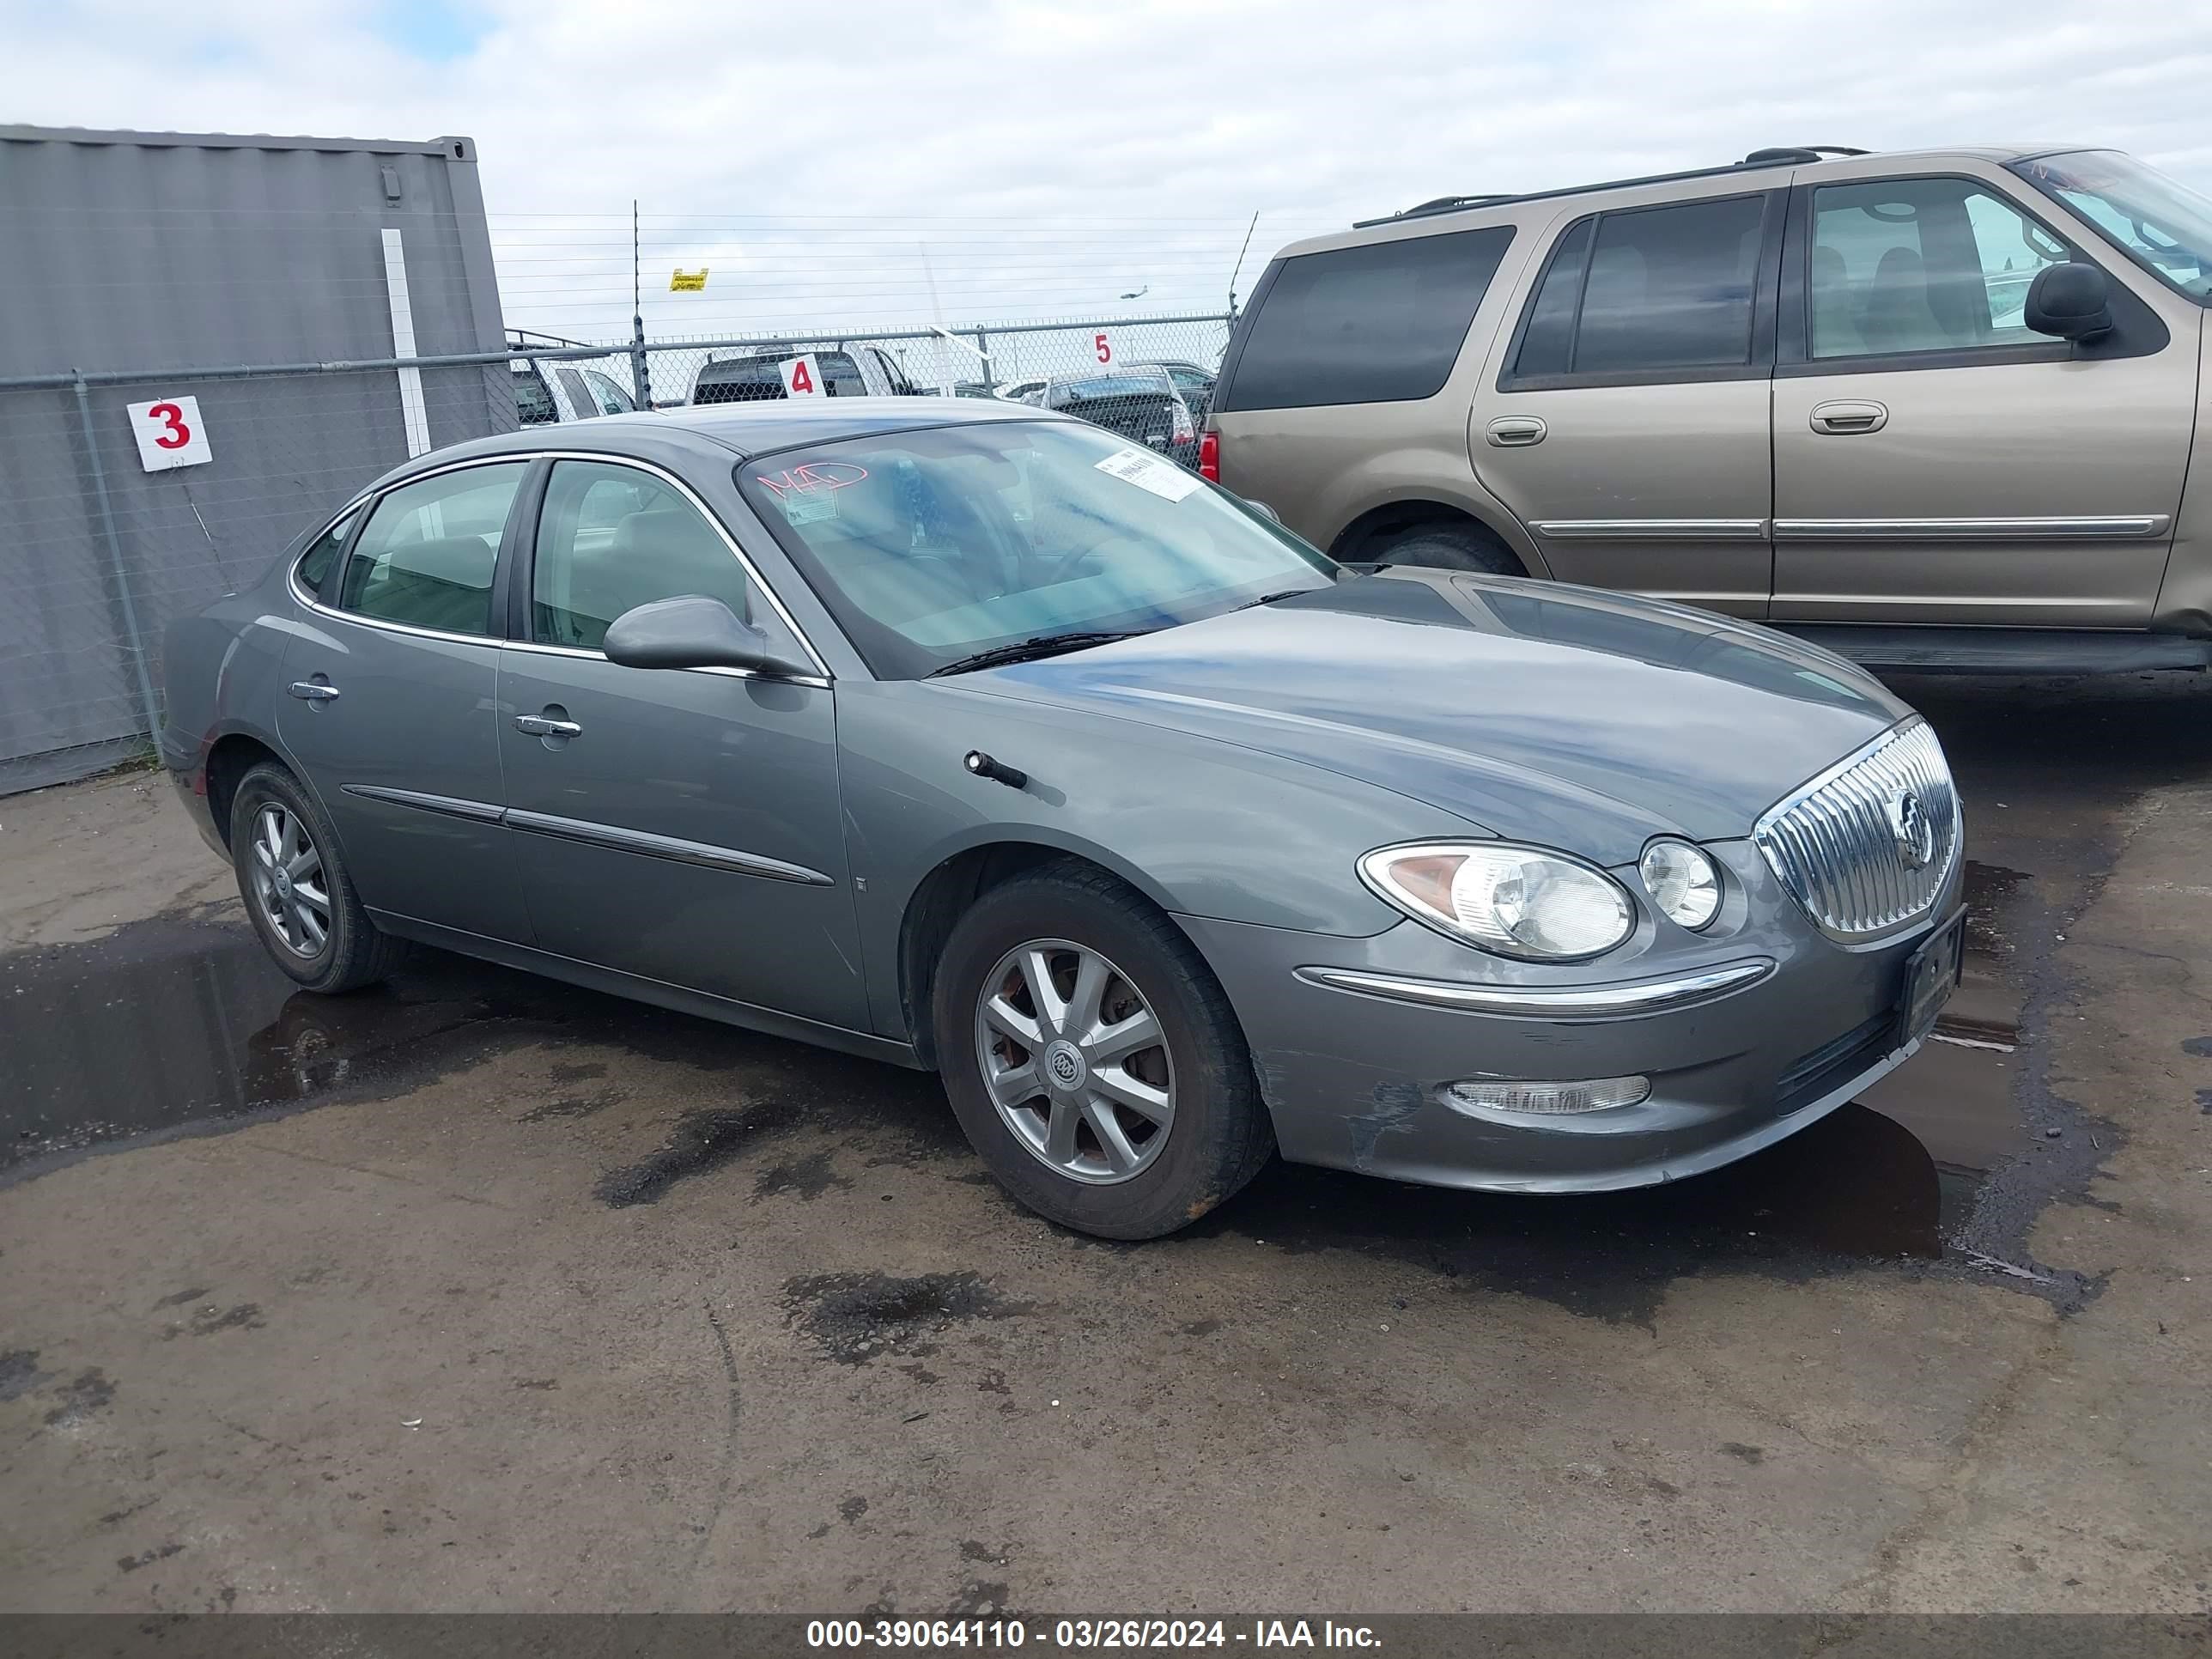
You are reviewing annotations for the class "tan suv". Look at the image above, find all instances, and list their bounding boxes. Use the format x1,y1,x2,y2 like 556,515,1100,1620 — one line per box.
1204,145,2212,672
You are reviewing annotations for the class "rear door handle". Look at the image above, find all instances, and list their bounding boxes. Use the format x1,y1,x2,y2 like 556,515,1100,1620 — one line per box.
287,681,340,702
1809,400,1889,435
513,714,582,737
1485,416,1547,447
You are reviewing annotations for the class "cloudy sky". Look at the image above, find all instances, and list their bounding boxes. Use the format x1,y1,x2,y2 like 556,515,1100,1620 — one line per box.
11,0,2212,345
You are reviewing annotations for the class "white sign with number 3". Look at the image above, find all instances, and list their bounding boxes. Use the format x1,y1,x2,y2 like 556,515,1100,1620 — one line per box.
126,397,213,471
778,355,824,398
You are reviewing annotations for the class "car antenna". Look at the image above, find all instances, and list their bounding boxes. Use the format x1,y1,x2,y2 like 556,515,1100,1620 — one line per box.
1228,210,1260,319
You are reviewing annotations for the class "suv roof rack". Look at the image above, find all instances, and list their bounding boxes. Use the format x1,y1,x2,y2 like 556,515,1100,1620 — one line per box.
1354,147,1869,228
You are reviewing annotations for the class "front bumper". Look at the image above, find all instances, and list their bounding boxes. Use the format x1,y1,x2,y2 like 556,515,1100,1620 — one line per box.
1181,840,1960,1194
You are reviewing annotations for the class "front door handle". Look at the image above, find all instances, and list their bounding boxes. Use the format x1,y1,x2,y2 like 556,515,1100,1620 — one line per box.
1485,416,1547,447
1808,399,1889,435
514,714,582,738
288,680,340,702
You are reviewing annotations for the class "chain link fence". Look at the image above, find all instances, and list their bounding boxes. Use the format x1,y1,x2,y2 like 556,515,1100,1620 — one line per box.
1,311,1230,794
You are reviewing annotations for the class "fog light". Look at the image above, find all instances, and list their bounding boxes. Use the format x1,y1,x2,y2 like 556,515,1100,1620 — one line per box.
1442,1076,1651,1116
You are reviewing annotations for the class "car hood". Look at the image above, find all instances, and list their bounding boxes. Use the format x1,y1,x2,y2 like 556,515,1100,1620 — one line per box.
963,571,1911,866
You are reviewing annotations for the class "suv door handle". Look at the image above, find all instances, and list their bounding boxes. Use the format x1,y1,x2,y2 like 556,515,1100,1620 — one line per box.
1485,416,1547,447
287,680,340,702
1809,399,1889,434
514,714,582,737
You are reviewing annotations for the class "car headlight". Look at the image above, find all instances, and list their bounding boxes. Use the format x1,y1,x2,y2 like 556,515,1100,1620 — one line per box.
1638,838,1721,931
1359,842,1635,961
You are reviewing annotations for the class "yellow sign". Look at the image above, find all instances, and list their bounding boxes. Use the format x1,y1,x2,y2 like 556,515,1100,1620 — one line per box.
669,269,708,292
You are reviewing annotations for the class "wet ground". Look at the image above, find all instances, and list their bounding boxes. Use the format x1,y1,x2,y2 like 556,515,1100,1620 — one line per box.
3,673,2209,1613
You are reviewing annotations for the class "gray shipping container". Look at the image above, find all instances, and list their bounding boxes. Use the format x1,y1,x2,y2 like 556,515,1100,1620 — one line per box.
0,125,515,792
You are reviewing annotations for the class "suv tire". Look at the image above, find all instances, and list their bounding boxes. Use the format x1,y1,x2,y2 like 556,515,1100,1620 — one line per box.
1373,521,1523,575
933,860,1275,1239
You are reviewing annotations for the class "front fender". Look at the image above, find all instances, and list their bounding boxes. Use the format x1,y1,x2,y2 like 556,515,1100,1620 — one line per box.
836,679,1485,1040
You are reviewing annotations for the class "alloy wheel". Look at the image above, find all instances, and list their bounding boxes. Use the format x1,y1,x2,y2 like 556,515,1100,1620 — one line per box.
248,803,331,958
973,938,1176,1185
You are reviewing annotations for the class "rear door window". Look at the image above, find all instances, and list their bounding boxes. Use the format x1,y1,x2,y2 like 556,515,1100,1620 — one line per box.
1216,225,1515,410
1508,195,1769,382
336,462,529,636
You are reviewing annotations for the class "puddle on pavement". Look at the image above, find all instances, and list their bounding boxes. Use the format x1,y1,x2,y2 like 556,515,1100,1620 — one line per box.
0,914,957,1179
1,918,506,1170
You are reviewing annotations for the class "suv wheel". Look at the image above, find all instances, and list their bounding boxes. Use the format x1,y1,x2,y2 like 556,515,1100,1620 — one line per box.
230,763,407,994
1373,521,1523,575
933,860,1274,1239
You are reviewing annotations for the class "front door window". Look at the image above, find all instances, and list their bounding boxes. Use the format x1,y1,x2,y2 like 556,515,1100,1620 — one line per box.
1809,178,2071,359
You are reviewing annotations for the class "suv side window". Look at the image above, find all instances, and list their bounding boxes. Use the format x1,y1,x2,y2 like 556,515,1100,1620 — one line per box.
512,363,558,426
531,459,800,658
1510,195,1767,381
336,462,529,636
1216,225,1515,410
1810,178,2071,358
554,367,596,419
581,369,635,415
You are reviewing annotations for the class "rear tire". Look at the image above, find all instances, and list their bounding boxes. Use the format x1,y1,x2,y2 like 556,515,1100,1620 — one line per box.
230,763,406,994
933,860,1274,1239
1372,521,1523,575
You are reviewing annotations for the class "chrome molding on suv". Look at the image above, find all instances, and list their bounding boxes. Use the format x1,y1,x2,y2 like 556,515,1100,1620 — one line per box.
1532,519,1770,541
1773,514,2171,541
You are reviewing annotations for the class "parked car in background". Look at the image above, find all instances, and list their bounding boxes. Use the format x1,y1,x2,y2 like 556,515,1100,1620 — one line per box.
161,399,1962,1241
512,357,640,425
996,377,1051,404
1139,358,1219,421
690,343,921,404
1207,143,2212,672
1043,366,1200,468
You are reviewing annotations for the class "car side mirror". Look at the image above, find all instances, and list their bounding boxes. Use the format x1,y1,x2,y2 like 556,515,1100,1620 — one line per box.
602,594,811,678
2024,262,2113,341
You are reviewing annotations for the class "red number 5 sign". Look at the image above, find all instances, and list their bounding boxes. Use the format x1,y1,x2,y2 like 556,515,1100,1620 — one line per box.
126,396,214,471
1093,331,1113,364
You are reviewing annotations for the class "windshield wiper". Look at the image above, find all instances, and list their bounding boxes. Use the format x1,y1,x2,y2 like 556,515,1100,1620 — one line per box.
927,631,1146,678
1233,587,1320,611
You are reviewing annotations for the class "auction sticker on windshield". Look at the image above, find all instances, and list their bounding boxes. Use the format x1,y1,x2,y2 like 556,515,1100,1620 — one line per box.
1095,447,1201,503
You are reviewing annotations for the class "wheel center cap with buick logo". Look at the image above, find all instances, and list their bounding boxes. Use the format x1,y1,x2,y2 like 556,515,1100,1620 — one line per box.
1045,1040,1087,1092
1887,787,1935,871
273,868,294,899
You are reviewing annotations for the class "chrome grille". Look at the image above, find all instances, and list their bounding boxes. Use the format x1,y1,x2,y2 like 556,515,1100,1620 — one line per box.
1753,719,1960,944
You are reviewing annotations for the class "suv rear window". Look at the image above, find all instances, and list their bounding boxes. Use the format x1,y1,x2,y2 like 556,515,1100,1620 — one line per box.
1217,225,1514,411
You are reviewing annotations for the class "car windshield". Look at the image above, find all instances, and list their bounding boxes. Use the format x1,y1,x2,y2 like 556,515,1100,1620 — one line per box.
2009,149,2212,302
737,420,1335,678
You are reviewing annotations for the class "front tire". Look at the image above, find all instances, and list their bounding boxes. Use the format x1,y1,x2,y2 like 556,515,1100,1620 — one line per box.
933,860,1274,1239
230,763,405,994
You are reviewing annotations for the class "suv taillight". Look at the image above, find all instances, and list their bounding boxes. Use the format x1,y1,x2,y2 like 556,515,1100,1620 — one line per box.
1199,429,1220,482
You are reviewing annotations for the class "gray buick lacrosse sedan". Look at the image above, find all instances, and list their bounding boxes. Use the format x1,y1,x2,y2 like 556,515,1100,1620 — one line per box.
162,398,1963,1239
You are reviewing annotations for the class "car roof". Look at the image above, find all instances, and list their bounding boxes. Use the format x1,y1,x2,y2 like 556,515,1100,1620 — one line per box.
372,398,1066,486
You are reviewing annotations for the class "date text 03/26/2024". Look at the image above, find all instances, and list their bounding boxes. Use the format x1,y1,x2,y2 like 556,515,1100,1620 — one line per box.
806,1619,1382,1650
